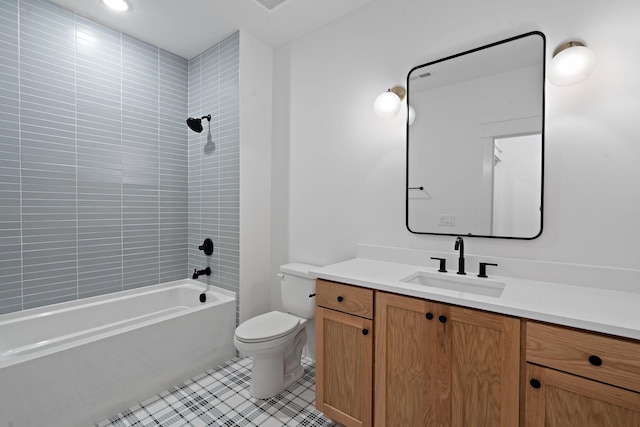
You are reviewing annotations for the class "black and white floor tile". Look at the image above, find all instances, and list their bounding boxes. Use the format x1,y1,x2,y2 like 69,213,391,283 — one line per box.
96,357,338,427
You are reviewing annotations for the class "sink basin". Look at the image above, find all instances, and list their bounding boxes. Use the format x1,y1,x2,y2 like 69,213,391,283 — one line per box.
400,271,505,297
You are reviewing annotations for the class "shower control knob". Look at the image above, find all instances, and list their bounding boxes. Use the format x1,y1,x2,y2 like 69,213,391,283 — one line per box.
198,238,214,256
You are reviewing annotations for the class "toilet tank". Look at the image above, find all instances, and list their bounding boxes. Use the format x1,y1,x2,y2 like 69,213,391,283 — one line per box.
279,263,318,319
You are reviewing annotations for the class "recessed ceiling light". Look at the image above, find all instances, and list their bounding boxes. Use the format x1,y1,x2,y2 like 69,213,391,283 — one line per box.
102,0,129,12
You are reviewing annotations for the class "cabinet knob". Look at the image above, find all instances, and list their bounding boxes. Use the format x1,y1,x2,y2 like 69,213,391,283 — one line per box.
337,296,344,302
362,329,369,336
425,312,434,320
438,315,447,324
529,379,541,389
588,355,603,366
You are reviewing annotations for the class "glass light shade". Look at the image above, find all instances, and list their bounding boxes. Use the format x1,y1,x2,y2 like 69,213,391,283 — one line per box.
102,0,129,12
374,90,402,119
408,105,416,126
548,45,596,86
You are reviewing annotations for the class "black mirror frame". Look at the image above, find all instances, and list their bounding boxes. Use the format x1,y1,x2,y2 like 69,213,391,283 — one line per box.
405,31,546,240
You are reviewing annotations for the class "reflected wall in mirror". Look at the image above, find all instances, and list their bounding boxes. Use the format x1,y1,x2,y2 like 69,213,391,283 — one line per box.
406,31,545,239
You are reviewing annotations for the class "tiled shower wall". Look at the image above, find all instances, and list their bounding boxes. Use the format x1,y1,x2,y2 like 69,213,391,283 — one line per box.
187,33,240,323
0,0,241,316
0,0,190,314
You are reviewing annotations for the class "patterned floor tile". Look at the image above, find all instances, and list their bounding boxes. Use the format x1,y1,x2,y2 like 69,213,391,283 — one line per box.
96,357,337,427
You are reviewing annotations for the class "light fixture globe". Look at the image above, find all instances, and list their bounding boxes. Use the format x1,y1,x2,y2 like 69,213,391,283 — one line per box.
408,105,416,126
548,41,596,87
374,89,402,119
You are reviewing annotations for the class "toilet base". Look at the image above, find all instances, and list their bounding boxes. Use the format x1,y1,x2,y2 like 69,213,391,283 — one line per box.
249,355,285,399
249,358,305,399
246,328,307,399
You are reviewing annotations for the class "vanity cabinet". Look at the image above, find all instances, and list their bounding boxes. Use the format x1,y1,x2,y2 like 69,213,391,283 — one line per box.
524,321,640,426
315,279,640,427
374,291,521,427
315,279,374,427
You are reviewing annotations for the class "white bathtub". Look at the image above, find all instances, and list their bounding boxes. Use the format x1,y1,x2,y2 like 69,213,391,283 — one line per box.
0,279,236,427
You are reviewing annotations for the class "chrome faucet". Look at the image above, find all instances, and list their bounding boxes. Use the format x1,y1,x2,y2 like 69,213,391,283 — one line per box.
454,237,466,275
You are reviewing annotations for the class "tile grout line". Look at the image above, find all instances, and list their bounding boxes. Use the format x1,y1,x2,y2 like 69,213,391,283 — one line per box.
74,11,79,301
158,47,161,284
18,0,23,311
120,30,124,293
199,49,203,283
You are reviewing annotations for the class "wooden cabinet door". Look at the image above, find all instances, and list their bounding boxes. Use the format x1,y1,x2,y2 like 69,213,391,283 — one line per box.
374,292,438,427
315,306,373,427
525,363,640,427
374,294,520,427
438,304,520,427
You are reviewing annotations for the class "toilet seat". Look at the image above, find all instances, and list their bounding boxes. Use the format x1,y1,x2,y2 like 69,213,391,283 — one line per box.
235,311,300,343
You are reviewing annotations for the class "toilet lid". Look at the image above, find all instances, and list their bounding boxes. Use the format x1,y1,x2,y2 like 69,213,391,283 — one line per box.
235,311,300,343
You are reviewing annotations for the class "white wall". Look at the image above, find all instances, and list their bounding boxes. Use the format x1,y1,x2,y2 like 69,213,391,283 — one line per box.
269,45,293,312
270,0,640,284
239,31,274,323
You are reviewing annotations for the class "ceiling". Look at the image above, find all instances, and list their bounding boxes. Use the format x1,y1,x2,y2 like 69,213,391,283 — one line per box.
50,0,372,59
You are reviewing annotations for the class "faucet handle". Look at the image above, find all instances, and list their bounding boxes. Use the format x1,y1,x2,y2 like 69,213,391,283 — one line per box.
478,262,498,278
198,238,214,256
430,257,447,273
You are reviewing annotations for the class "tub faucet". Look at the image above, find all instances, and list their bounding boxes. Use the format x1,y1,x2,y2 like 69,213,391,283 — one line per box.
193,267,211,279
454,237,466,275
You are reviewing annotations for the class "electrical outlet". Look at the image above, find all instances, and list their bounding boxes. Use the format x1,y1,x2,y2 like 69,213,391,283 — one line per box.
439,214,455,226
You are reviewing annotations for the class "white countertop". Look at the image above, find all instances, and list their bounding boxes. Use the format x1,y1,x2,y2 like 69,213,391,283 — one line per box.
311,258,640,341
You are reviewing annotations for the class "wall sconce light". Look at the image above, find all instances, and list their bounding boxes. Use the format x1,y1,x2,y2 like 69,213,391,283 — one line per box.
374,86,405,119
548,41,596,87
374,85,416,125
408,105,416,126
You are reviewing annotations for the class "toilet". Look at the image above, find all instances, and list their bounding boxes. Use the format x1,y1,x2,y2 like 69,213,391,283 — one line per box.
234,263,317,399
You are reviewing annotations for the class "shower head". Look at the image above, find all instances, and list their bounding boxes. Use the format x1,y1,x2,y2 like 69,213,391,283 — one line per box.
186,114,211,133
186,117,203,133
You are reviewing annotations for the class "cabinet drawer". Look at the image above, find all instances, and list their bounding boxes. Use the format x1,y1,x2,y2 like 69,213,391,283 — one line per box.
316,279,374,319
526,321,640,393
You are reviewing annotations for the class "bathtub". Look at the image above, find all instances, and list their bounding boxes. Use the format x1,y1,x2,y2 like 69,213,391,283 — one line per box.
0,279,236,427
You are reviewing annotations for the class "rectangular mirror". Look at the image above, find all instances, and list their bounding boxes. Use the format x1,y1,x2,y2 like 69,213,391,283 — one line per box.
406,31,545,239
